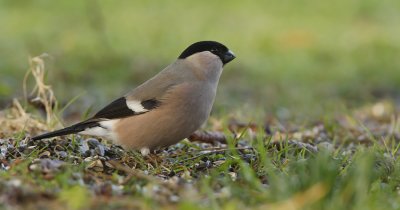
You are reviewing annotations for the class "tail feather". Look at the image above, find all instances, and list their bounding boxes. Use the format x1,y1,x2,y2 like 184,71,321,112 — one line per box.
31,120,100,141
31,127,80,140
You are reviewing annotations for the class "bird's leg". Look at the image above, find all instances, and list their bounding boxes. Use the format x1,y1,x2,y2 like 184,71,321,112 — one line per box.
140,147,150,156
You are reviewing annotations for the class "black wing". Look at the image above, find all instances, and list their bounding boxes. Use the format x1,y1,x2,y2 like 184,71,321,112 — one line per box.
92,97,161,120
93,97,135,119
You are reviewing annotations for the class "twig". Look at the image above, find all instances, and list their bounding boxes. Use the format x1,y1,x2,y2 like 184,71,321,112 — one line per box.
177,146,254,162
188,130,227,144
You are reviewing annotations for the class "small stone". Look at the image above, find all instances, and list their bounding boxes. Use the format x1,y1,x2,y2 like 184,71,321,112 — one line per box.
39,151,51,159
95,145,105,156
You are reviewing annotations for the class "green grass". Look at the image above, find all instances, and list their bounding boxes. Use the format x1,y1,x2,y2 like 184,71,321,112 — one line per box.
1,1,400,209
1,121,400,209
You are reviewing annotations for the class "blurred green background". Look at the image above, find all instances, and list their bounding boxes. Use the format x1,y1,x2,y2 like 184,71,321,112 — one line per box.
1,0,399,120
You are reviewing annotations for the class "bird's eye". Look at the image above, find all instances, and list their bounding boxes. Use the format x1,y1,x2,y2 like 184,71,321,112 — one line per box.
210,48,218,52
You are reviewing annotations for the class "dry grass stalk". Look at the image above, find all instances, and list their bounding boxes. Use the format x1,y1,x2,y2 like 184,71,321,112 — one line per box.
23,54,58,125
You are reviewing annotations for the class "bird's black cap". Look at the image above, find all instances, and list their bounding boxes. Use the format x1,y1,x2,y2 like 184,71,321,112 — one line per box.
179,41,235,65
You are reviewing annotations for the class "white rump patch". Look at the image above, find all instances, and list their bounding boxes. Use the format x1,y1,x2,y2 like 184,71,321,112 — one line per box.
126,100,147,113
79,119,118,139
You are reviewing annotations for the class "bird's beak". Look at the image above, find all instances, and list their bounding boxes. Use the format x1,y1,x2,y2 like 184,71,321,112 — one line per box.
223,50,236,64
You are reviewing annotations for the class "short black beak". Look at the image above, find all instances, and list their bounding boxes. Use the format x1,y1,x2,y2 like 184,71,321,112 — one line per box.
223,50,236,64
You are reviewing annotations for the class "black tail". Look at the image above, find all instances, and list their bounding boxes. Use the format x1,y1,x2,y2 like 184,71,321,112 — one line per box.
31,120,100,140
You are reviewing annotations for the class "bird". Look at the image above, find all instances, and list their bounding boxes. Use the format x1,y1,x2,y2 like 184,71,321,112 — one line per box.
31,41,236,155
